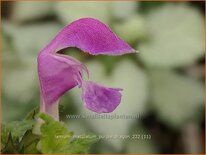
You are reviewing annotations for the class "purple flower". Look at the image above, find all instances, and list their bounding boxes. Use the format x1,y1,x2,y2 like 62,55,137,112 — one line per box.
38,18,135,120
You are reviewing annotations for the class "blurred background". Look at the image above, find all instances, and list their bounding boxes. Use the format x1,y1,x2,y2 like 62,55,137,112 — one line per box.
1,1,205,154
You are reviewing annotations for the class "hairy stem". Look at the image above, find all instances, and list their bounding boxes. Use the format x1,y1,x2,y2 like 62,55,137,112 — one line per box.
40,96,59,121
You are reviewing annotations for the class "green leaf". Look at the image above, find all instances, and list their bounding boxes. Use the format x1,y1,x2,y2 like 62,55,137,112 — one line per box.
24,106,39,120
1,108,38,153
1,124,10,148
1,132,18,154
19,129,40,154
39,113,73,153
7,120,35,139
39,113,98,154
2,108,41,154
67,135,98,154
1,119,35,148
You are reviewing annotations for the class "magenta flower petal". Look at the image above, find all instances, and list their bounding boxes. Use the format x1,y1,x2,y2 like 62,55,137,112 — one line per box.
82,81,122,113
44,18,135,55
38,53,83,105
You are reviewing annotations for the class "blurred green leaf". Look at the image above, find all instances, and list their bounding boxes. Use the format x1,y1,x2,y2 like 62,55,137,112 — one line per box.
139,4,204,67
139,2,164,12
111,1,138,20
114,15,147,45
2,57,38,104
55,2,111,25
2,22,61,106
2,24,21,65
149,70,204,128
2,22,61,57
126,137,157,153
11,1,54,23
125,126,158,154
